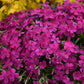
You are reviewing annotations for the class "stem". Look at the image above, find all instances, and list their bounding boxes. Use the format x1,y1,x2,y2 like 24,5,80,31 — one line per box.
75,38,80,44
0,69,4,71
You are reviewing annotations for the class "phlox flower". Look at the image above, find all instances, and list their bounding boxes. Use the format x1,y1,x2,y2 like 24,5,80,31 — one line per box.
39,61,46,69
73,71,82,80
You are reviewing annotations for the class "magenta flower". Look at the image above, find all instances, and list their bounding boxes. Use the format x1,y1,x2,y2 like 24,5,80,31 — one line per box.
39,61,46,69
79,55,84,60
80,49,84,55
0,69,19,84
33,81,40,84
0,47,10,59
64,40,79,53
63,75,73,84
49,80,56,84
73,71,82,80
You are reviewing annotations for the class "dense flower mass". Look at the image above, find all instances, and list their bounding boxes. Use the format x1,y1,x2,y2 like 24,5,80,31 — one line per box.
0,1,84,84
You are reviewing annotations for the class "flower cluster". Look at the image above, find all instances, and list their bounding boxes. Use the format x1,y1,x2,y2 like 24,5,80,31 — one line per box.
0,1,84,84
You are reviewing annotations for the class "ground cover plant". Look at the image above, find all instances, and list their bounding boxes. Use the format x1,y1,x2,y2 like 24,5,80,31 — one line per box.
0,1,84,84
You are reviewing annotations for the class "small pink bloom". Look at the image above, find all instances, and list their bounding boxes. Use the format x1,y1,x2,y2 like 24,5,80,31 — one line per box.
39,61,46,69
73,71,82,80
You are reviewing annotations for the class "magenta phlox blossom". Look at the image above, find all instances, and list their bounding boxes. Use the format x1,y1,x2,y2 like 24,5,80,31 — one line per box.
39,61,46,69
